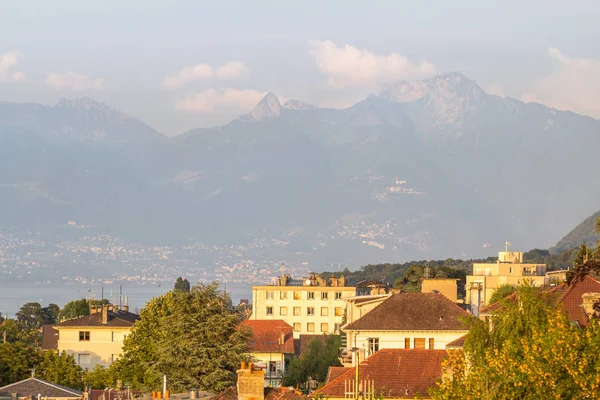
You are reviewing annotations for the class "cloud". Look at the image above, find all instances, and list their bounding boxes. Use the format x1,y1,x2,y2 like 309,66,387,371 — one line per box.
309,40,435,88
521,47,600,118
46,71,103,91
174,89,265,113
163,61,249,89
0,51,26,82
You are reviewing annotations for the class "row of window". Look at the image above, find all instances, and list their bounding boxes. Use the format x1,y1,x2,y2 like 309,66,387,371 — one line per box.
76,353,120,365
266,306,344,317
292,322,340,333
365,337,435,355
265,291,344,300
78,331,127,342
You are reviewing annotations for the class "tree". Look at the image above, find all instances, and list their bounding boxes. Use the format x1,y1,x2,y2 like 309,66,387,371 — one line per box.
38,351,84,390
0,319,25,344
282,335,342,388
84,365,116,390
58,299,109,322
431,283,600,399
113,283,251,392
487,284,516,305
173,277,191,293
0,342,41,386
16,303,45,332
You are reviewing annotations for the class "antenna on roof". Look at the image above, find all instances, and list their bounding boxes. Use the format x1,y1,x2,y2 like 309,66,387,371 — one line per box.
505,241,512,252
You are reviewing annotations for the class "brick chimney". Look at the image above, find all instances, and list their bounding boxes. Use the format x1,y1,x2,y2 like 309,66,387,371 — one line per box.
102,305,109,325
236,362,264,400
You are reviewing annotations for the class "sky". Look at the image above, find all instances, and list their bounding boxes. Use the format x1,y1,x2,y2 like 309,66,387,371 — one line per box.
1,0,599,136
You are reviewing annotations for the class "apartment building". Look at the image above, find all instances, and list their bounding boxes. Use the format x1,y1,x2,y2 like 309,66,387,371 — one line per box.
54,304,139,369
467,244,547,316
250,273,356,338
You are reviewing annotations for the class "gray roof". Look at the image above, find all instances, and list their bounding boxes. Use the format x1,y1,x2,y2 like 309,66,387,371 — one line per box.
0,378,82,398
56,310,139,328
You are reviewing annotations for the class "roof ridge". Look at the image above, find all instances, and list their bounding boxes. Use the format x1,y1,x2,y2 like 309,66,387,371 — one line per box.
32,378,83,396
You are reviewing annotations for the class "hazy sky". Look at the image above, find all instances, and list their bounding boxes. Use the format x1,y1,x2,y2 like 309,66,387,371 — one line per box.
1,0,599,136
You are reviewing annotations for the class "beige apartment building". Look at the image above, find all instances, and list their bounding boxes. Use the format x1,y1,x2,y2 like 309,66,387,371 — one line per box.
467,245,547,316
250,273,356,338
54,305,138,369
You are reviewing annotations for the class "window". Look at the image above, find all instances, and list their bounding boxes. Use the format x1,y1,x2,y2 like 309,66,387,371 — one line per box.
321,323,329,332
293,307,301,316
307,307,315,316
293,323,301,332
335,292,343,300
78,353,91,365
79,331,90,341
429,338,435,349
307,323,315,332
404,338,410,349
368,338,379,355
266,307,273,316
266,291,274,300
294,292,301,300
321,307,329,316
509,267,513,274
335,307,343,317
321,292,329,300
280,291,288,300
334,323,341,333
414,338,426,349
111,354,120,363
307,292,315,300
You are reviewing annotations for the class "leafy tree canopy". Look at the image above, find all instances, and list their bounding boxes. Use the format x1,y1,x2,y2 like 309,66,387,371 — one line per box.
173,277,191,293
58,299,109,322
282,335,342,388
487,284,516,305
113,283,250,393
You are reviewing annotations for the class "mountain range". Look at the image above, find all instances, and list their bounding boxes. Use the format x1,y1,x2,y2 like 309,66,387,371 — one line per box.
1,72,599,264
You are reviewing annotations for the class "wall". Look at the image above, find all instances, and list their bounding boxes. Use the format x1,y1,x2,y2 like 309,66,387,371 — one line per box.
251,286,356,338
421,280,458,303
347,330,468,360
57,327,132,369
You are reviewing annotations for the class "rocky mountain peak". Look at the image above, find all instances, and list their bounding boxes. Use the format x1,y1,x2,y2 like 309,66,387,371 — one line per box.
248,92,282,121
55,97,117,114
282,99,318,110
380,72,484,103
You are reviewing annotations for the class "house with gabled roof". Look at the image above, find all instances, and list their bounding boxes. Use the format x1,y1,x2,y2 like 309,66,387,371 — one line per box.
342,293,469,363
54,305,139,369
316,349,446,399
0,377,82,400
241,320,295,387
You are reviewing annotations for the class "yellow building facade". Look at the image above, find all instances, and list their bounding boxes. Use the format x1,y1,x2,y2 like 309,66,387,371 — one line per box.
467,248,547,316
250,274,355,338
55,306,138,369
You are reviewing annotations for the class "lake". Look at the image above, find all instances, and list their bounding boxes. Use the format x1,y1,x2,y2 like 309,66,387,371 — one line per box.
0,282,252,318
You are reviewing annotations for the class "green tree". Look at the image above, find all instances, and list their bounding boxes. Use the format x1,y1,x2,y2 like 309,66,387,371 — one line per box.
84,365,115,390
0,319,25,344
58,299,109,322
16,303,45,332
487,284,516,305
38,351,84,390
0,342,41,386
173,277,191,293
431,282,600,399
282,335,342,388
114,283,250,393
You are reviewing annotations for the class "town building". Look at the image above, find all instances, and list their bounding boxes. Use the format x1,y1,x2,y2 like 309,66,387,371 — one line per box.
250,273,355,338
315,349,447,399
0,377,82,400
342,293,469,364
240,320,295,387
54,304,139,369
421,279,459,303
466,244,547,316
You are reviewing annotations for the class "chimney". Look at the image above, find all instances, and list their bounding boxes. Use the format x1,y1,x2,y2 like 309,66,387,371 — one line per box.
236,362,264,400
102,305,109,325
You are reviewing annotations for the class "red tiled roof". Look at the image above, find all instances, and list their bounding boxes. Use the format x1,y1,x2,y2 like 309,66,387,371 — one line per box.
445,335,466,349
558,275,600,327
344,293,469,331
326,366,351,384
56,310,139,327
315,349,446,399
241,320,295,354
41,325,58,350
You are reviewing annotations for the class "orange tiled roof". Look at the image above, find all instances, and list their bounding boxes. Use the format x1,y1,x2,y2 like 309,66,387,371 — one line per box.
241,320,295,354
557,275,600,327
315,349,446,399
344,293,469,331
326,366,351,384
445,335,466,349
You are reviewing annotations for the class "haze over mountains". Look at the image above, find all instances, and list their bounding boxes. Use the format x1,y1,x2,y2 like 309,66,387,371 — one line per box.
1,72,599,264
